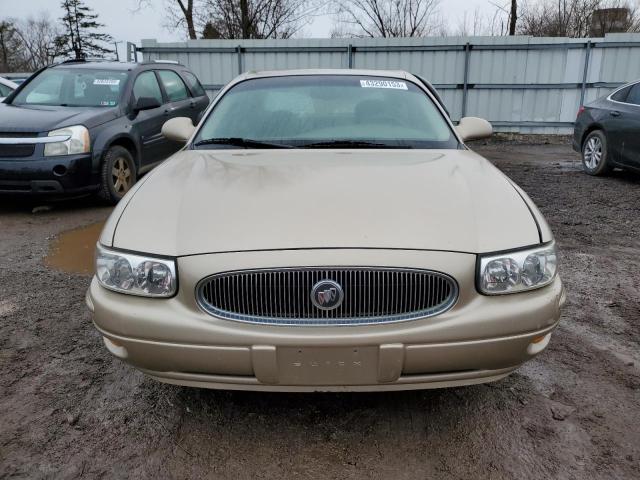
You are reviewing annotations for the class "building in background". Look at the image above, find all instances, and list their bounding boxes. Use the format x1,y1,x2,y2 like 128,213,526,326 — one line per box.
590,8,631,37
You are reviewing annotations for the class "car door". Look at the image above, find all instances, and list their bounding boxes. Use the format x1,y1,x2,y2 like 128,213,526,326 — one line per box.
157,69,196,156
181,71,210,123
605,83,640,168
616,83,640,168
131,70,169,167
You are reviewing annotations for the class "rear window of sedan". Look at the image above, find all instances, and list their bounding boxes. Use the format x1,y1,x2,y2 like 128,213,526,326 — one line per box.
195,75,458,149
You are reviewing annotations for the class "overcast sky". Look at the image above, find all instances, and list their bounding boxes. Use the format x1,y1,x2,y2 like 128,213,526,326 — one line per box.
4,0,505,59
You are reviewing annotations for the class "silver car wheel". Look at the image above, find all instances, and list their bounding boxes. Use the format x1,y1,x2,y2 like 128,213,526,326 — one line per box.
583,136,602,170
111,157,132,194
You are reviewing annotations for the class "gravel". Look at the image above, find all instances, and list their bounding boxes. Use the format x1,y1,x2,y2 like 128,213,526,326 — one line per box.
1,143,638,479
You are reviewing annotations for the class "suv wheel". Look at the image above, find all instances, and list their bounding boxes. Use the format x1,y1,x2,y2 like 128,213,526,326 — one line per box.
581,130,612,176
97,146,137,204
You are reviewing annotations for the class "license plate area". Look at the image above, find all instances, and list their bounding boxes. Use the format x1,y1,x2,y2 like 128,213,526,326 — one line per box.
277,346,379,385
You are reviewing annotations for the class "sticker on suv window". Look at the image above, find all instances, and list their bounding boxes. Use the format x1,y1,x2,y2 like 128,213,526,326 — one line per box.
360,79,407,90
93,79,120,86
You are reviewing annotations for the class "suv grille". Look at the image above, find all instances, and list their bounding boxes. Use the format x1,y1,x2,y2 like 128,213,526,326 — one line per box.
196,267,458,326
0,144,35,157
0,133,39,157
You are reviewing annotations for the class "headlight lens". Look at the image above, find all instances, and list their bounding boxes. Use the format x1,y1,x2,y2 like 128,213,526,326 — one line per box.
44,125,90,156
95,244,177,297
479,243,557,294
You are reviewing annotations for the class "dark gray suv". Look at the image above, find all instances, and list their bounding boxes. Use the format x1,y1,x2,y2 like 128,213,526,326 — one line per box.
0,59,209,203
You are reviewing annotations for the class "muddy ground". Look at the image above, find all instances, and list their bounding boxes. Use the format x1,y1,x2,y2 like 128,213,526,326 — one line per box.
1,143,639,479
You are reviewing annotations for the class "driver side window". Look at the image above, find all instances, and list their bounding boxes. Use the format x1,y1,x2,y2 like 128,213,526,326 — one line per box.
133,71,163,104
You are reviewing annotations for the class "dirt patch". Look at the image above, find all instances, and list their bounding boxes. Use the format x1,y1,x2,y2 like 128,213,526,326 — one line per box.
468,133,573,146
1,144,639,479
44,222,104,275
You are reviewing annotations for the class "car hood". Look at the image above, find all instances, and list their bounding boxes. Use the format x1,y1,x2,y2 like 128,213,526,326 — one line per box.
0,103,119,132
110,149,541,256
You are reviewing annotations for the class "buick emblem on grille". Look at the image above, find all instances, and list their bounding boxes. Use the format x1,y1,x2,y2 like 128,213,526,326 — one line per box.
310,280,344,311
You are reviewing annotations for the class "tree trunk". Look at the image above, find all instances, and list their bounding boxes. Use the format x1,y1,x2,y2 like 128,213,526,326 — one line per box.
509,0,518,35
240,0,250,38
0,28,8,71
72,1,83,58
186,17,196,40
177,0,197,40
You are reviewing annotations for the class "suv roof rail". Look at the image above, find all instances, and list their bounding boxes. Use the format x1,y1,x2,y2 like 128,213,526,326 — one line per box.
59,58,113,65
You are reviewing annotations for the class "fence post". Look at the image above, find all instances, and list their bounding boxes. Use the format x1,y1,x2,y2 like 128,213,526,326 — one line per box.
461,42,471,118
126,42,137,62
580,40,592,107
348,44,353,68
236,45,243,74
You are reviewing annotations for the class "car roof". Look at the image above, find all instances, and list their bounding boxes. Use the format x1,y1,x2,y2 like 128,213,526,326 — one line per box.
0,76,18,88
49,60,186,71
239,68,411,81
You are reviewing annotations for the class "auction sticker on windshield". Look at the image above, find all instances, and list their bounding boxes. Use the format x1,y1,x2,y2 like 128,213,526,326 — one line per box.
360,79,408,90
94,79,120,86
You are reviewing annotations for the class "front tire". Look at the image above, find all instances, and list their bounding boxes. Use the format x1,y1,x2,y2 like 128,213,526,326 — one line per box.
97,146,137,204
581,130,612,176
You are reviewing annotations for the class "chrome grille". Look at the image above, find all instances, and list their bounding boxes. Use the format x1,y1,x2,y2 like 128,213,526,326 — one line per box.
196,267,458,326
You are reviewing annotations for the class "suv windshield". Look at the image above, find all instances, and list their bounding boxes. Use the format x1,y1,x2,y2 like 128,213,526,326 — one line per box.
12,68,128,107
194,75,458,149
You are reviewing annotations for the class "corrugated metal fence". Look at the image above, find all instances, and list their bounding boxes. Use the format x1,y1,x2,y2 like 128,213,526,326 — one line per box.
132,34,640,134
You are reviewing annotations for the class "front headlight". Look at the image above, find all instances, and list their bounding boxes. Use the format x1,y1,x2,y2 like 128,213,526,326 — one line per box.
478,242,557,295
44,125,90,156
95,244,177,297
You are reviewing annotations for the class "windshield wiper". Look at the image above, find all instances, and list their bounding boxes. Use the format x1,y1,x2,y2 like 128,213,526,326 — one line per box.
299,140,411,149
193,137,294,149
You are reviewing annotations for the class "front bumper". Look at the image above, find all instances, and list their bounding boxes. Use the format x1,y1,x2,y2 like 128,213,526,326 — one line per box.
87,249,566,391
0,152,98,195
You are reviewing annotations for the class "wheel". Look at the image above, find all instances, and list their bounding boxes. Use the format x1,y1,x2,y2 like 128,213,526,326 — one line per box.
581,130,612,176
96,146,137,204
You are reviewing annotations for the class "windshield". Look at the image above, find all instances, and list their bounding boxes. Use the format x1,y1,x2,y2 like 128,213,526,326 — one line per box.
194,75,458,149
11,68,128,107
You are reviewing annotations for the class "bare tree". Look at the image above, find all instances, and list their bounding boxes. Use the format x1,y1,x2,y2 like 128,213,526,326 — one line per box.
332,0,442,37
0,21,19,72
134,0,203,40
137,0,316,40
452,5,515,36
14,15,60,69
162,0,198,39
519,0,640,37
201,0,317,39
0,15,59,72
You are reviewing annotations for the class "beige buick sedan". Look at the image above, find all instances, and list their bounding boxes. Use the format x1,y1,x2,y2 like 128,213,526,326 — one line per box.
86,69,565,391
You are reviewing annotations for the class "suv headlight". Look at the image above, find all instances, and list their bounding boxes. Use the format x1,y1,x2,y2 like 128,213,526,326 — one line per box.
44,125,90,156
95,244,177,297
478,242,557,295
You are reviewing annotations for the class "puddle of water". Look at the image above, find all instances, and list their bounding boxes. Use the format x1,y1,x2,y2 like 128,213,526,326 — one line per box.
45,222,104,274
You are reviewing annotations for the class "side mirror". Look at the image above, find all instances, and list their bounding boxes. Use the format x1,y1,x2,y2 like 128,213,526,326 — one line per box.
162,117,195,143
456,117,493,142
134,96,161,112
